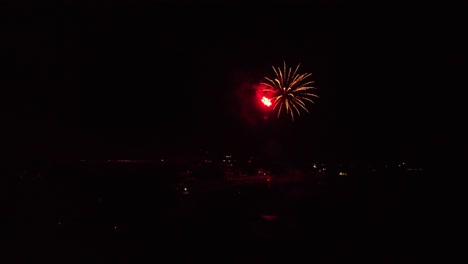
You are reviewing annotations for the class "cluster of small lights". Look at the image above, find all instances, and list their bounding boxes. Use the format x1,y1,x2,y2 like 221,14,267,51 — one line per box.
24,158,430,240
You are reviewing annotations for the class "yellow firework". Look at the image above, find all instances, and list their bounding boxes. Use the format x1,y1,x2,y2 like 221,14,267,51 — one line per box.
261,62,318,121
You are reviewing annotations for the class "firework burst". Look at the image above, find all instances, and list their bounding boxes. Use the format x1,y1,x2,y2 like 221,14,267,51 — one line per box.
261,62,318,121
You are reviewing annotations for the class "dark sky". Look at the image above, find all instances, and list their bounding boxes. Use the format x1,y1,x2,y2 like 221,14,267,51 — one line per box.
1,1,465,161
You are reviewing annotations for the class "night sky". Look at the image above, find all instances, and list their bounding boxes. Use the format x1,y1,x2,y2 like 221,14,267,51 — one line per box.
1,1,465,161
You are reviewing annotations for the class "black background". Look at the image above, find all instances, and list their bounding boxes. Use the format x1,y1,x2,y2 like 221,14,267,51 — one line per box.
1,1,465,161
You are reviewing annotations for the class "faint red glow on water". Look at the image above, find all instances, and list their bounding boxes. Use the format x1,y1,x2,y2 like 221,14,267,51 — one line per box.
261,215,278,221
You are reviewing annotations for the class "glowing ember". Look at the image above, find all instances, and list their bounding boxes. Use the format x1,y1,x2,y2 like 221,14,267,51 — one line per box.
261,96,272,107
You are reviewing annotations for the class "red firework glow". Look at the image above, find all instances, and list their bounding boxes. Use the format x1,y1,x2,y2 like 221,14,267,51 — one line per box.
261,96,272,107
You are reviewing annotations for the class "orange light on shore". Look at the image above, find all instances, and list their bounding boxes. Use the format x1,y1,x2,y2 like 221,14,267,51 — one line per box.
261,96,272,107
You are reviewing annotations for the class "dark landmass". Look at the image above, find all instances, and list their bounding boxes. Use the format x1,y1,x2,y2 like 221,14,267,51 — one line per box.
6,159,464,263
